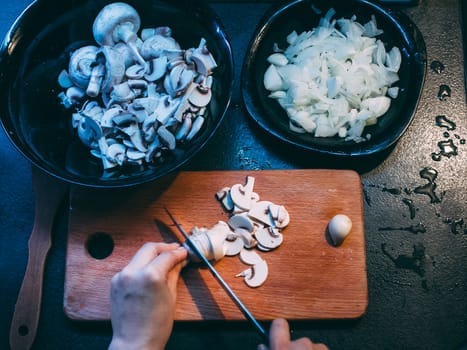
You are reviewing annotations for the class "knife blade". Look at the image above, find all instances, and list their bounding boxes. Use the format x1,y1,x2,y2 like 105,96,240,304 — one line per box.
164,207,269,343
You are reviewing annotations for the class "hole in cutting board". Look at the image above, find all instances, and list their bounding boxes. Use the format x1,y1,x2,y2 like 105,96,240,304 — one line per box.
86,232,114,260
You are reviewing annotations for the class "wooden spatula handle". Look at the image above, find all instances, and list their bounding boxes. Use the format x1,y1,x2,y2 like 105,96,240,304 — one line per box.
9,167,68,350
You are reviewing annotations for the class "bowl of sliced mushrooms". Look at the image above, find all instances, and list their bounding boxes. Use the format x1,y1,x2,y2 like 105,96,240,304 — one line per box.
242,0,426,157
0,0,233,187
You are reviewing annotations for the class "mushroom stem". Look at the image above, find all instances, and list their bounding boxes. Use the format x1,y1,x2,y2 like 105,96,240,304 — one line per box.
86,64,105,97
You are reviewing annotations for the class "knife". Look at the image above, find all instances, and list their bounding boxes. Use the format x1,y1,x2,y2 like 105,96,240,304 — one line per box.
164,207,269,344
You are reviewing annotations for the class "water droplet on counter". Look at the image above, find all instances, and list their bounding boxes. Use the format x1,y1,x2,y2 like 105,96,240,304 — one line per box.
435,115,456,130
460,139,466,145
431,139,458,161
402,198,417,219
414,167,441,203
382,187,402,195
419,167,438,182
443,132,450,138
437,85,451,100
430,60,445,74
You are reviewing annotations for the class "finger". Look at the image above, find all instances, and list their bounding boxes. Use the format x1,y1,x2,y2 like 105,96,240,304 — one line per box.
124,242,180,272
146,246,188,282
313,343,329,350
269,318,291,350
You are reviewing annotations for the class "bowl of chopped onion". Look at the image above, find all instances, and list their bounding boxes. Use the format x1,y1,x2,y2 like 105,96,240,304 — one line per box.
0,0,233,187
242,0,426,156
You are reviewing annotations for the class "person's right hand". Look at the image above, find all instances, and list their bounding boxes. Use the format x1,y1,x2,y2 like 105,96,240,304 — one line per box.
258,318,329,350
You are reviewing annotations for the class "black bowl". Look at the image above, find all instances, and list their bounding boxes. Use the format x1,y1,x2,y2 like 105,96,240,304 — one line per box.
242,0,426,157
0,0,233,187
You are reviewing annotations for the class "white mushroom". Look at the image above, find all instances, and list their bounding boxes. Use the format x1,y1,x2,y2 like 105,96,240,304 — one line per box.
58,3,218,170
228,214,254,232
236,259,268,288
254,227,283,250
327,214,352,246
92,2,146,67
234,228,257,249
224,234,244,256
229,176,257,210
189,38,218,76
239,249,263,265
248,201,275,226
215,187,234,212
67,45,99,89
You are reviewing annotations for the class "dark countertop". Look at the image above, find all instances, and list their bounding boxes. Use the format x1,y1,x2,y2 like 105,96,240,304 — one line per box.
1,1,466,349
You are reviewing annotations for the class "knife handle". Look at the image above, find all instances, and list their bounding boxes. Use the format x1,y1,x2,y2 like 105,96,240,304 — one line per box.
9,167,68,350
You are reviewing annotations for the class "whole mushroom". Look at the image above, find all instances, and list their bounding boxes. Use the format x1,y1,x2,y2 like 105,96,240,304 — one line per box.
92,2,146,67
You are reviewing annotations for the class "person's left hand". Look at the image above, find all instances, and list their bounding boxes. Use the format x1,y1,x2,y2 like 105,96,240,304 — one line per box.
108,242,188,350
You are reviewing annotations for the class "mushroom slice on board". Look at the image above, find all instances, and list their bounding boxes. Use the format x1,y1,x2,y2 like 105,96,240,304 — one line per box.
228,214,255,233
229,176,256,210
254,227,283,250
235,228,257,249
268,204,290,228
239,249,263,265
248,201,275,226
224,234,244,256
237,259,269,288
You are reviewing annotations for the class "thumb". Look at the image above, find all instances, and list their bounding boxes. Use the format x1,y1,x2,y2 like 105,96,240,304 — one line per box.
269,318,291,350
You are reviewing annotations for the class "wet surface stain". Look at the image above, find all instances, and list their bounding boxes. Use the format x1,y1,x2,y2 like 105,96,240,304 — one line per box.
437,84,451,100
402,198,416,219
435,115,456,130
443,218,467,235
379,223,427,234
432,115,464,161
382,242,426,277
430,60,445,74
414,167,441,203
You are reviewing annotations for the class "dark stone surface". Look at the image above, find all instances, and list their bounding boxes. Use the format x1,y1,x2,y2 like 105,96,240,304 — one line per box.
1,1,466,349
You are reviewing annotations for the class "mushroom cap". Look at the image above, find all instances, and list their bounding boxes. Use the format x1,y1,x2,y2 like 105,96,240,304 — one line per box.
68,45,99,89
93,2,141,46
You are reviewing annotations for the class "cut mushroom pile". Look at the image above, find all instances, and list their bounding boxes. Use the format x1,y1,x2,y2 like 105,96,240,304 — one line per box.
57,2,217,169
184,176,290,288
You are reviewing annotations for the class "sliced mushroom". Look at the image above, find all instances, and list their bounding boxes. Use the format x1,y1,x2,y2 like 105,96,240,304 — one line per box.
248,201,274,226
224,234,244,257
215,187,234,212
58,4,218,170
185,116,205,142
237,259,268,288
255,227,283,250
235,228,257,249
239,249,263,265
190,38,218,76
229,176,256,210
228,214,254,232
267,204,290,228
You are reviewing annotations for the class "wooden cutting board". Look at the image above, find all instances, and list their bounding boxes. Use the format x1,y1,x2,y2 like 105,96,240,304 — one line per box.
64,169,367,321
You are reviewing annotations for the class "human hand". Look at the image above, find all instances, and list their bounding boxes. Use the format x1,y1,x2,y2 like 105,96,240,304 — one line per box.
258,318,329,350
108,242,188,350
